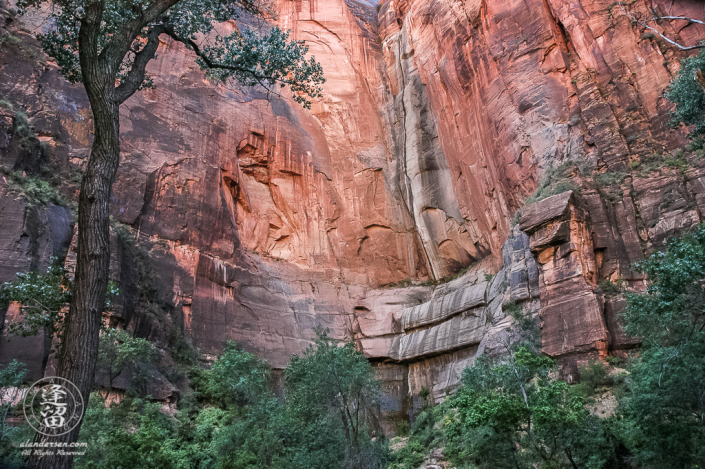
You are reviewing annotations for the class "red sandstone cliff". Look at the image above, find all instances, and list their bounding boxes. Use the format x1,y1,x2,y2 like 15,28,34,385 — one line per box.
1,0,705,421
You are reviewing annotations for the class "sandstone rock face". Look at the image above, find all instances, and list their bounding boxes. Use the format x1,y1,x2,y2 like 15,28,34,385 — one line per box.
1,0,705,421
521,191,607,357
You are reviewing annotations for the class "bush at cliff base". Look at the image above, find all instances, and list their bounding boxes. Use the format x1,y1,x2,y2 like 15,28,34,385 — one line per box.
70,330,388,469
619,223,705,468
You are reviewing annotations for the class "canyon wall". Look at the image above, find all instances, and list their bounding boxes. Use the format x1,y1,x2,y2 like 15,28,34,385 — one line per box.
1,0,705,422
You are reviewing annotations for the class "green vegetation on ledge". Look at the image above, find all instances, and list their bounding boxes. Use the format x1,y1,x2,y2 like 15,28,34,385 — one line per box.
387,223,705,468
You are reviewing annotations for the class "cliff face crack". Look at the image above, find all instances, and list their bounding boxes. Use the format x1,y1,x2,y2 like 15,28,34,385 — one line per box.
302,19,343,43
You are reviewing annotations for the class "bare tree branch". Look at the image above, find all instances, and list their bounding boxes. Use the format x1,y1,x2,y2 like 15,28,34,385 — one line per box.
160,26,290,99
618,1,705,51
655,15,705,26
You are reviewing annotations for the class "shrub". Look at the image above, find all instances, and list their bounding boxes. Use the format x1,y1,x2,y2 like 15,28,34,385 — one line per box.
395,420,410,437
594,171,627,188
574,359,610,397
525,160,589,204
667,49,705,139
620,223,705,467
8,173,69,207
598,279,624,298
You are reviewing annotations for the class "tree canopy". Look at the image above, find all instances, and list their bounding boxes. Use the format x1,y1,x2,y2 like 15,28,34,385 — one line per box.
619,224,705,467
9,3,325,466
17,0,325,107
285,327,386,469
667,49,705,140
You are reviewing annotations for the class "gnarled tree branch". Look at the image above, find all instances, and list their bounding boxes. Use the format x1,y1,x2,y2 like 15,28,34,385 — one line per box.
114,25,164,104
618,1,705,51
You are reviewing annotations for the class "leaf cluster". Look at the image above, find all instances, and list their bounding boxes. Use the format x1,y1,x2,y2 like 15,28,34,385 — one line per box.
0,259,71,341
623,223,705,345
285,326,387,468
525,161,589,205
443,348,614,469
0,259,122,347
97,327,156,398
0,360,32,468
618,223,705,467
667,49,705,139
17,0,325,108
74,329,387,469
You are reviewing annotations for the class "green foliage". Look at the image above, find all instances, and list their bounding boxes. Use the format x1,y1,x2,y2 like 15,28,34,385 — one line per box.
75,331,387,469
503,300,522,315
573,359,610,398
0,33,21,48
16,0,325,108
419,386,431,409
285,326,387,468
206,341,270,408
388,406,443,469
593,171,627,188
0,104,70,207
597,279,624,298
388,440,426,469
593,171,627,189
0,259,71,341
525,161,588,205
394,420,410,437
76,398,180,469
387,303,622,469
4,171,69,207
624,224,705,345
619,223,705,467
442,348,617,469
504,300,541,349
0,360,30,467
0,260,120,347
667,49,705,139
97,328,156,398
604,355,622,366
593,170,628,203
633,151,690,175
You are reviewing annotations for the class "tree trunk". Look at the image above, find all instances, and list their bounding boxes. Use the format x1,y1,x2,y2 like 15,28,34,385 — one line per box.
31,81,120,469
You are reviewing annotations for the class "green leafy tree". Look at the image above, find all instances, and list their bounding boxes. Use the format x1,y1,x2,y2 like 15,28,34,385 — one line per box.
88,400,179,469
0,360,30,468
439,303,617,469
620,223,705,467
285,326,386,469
97,328,155,399
0,259,71,342
13,1,324,464
205,341,271,408
0,258,119,356
201,342,289,468
77,343,288,469
667,49,705,140
444,349,611,469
